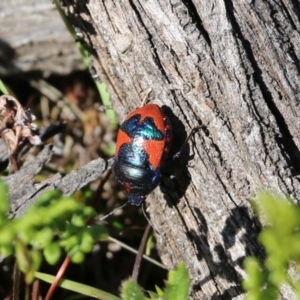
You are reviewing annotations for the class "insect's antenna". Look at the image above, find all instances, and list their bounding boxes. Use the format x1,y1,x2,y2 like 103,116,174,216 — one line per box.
100,202,129,221
142,202,159,234
173,127,200,159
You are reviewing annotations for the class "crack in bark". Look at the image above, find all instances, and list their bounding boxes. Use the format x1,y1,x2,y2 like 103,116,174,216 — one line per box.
225,0,300,177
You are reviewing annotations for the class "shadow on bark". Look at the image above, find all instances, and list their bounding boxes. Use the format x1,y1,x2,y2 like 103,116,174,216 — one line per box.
188,205,264,299
160,105,194,206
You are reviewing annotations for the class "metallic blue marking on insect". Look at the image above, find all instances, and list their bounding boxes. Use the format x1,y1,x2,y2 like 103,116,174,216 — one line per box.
135,117,164,140
121,114,141,138
121,114,164,140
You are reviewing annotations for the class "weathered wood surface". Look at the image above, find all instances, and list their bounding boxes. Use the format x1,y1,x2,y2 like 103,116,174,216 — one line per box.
4,145,110,219
0,0,84,76
4,0,300,299
55,1,300,299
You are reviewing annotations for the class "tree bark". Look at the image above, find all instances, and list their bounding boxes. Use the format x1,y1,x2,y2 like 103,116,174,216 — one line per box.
54,0,300,299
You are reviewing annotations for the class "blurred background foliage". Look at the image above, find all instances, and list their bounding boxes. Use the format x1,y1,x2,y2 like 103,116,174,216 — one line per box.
244,192,300,300
0,1,168,297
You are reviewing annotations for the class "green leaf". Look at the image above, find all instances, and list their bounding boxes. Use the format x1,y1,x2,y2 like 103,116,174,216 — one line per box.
82,206,96,218
164,263,190,300
147,291,161,299
45,197,80,220
243,258,265,291
122,279,146,300
79,231,94,253
31,190,62,209
61,234,80,251
69,250,84,264
0,180,8,215
96,81,118,130
71,213,86,228
0,80,9,94
243,191,299,300
31,227,54,249
44,243,62,265
145,235,154,256
25,249,42,283
155,285,164,296
15,240,30,273
35,271,122,300
0,244,13,257
0,225,15,245
87,225,109,241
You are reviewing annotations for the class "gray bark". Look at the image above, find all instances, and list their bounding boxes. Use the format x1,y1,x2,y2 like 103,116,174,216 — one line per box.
4,0,300,299
0,0,84,76
56,1,300,298
5,145,110,219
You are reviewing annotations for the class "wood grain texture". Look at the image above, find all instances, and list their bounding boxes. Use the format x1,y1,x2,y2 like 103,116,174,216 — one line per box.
23,0,300,298
4,144,110,219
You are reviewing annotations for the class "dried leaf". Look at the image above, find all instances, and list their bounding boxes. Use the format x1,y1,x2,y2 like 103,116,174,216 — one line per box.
0,95,41,156
1,129,17,154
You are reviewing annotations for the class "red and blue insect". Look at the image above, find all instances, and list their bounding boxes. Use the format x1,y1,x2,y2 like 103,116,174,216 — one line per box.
112,104,172,206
